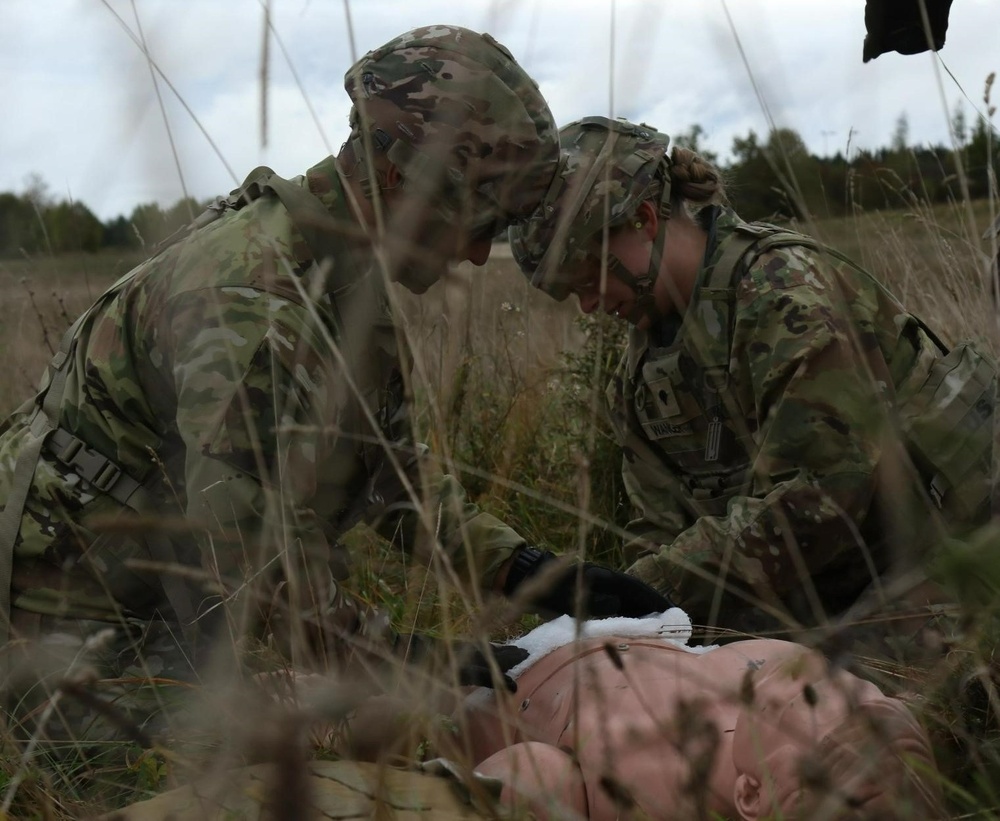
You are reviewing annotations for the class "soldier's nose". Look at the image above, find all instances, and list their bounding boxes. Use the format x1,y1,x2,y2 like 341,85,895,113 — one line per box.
578,292,600,314
464,237,493,266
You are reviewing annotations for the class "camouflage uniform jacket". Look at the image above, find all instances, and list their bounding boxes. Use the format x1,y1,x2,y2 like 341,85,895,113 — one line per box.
0,156,524,633
615,207,959,629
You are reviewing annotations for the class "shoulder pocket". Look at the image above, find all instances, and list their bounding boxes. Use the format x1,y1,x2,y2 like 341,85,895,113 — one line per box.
899,341,996,522
205,321,335,476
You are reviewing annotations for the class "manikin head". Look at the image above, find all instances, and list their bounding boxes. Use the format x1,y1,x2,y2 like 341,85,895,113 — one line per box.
732,652,942,820
342,25,558,292
462,635,942,821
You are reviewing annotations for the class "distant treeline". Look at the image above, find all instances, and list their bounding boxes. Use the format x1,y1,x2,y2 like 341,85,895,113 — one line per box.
674,109,998,223
2,114,997,258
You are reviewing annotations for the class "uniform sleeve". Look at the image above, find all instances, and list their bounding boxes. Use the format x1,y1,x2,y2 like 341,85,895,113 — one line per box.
170,286,524,647
167,288,360,653
359,369,526,595
627,249,899,624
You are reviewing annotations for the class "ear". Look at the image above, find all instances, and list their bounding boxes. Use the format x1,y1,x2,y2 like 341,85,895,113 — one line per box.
635,200,658,240
384,162,403,192
734,773,761,821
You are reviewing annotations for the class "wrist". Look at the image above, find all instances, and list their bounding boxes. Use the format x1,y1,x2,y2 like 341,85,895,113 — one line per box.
492,551,517,594
501,546,554,597
629,553,680,604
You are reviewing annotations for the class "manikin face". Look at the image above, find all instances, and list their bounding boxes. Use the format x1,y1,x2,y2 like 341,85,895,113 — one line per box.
731,661,936,819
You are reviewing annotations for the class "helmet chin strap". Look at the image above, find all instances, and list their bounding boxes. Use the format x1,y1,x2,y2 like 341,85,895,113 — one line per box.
603,217,671,325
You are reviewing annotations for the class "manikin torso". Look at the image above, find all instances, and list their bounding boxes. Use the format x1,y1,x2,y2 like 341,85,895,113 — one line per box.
459,632,939,820
464,637,809,819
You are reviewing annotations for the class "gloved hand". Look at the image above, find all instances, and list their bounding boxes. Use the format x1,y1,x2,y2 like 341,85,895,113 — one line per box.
862,0,953,62
392,632,529,692
502,547,675,618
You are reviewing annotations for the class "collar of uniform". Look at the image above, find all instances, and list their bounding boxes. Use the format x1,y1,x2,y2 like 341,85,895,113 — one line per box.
305,154,352,215
627,323,648,375
303,154,375,294
648,206,745,369
673,205,747,333
627,205,735,373
696,206,749,280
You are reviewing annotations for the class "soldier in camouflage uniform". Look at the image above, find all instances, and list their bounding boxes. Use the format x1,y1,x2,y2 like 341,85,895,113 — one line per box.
0,32,669,771
510,116,995,640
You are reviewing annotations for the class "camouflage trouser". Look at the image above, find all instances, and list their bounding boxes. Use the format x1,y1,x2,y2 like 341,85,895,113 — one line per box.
1,609,200,776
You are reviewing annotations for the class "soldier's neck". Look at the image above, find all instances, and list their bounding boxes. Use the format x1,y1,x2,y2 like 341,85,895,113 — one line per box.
656,214,709,314
335,150,379,229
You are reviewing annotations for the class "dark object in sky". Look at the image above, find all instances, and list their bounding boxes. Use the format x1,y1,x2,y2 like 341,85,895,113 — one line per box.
863,0,954,62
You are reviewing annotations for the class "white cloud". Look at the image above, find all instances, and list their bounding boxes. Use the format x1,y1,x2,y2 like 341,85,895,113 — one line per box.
2,0,998,220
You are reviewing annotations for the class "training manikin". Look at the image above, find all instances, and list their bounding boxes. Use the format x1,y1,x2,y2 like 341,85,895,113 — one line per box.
457,611,943,820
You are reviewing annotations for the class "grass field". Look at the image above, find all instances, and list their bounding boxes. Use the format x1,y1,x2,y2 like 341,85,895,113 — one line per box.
0,244,583,418
0,251,145,412
2,201,1000,818
3,198,996,412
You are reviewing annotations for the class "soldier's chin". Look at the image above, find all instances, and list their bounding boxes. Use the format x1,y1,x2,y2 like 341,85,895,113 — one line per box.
393,262,446,294
633,313,653,331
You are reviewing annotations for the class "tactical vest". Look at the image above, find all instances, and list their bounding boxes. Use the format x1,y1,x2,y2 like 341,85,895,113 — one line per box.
0,167,372,644
622,221,997,525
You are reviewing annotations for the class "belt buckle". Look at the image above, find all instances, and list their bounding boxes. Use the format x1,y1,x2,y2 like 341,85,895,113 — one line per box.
55,435,84,465
92,460,122,493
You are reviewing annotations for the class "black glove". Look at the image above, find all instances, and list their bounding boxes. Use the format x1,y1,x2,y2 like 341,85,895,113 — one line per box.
503,547,675,619
862,0,953,62
392,633,528,692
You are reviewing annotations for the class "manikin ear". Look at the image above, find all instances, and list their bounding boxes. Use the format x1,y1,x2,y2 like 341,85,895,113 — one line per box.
734,772,762,821
634,200,659,241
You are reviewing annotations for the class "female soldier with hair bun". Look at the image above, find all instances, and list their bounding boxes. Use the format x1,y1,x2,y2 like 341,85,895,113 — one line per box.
510,116,995,638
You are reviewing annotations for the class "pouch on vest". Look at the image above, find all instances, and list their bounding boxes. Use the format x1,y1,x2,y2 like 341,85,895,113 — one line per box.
897,341,996,524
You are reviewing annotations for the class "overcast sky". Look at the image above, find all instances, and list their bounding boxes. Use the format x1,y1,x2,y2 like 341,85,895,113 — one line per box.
3,0,999,221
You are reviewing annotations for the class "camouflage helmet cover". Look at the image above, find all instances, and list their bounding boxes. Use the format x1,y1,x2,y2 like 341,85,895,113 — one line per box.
510,116,671,300
344,25,559,235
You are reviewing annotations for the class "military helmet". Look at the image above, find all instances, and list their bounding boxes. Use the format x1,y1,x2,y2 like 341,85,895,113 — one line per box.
344,25,559,239
510,116,671,301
